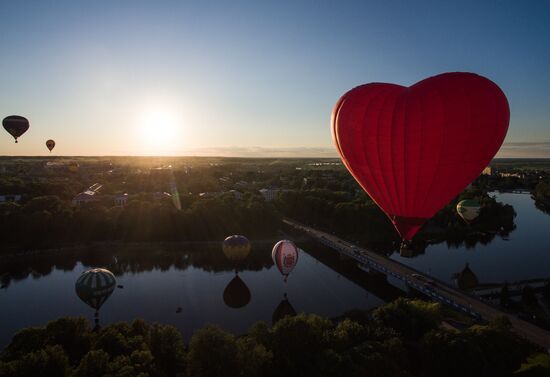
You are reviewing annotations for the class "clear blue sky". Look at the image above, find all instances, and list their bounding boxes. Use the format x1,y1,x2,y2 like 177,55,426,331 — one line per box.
1,0,549,156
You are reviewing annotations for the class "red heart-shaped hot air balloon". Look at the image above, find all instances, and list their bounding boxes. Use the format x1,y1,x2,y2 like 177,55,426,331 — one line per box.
331,72,509,241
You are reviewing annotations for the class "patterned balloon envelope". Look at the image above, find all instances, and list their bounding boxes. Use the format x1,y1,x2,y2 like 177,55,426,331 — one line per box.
222,235,251,262
75,268,116,312
272,240,299,281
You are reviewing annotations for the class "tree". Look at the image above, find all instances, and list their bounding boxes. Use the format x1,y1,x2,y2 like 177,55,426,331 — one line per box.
269,314,333,377
187,325,239,377
149,324,186,376
2,345,69,377
44,317,91,363
72,350,110,377
372,298,442,340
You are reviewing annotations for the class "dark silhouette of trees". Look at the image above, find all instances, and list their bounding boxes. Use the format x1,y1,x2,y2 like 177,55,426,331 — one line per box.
1,299,542,377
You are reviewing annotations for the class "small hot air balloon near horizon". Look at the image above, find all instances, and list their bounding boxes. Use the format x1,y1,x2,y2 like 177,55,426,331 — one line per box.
332,72,509,241
46,139,55,152
272,240,299,282
3,115,30,143
75,268,116,329
456,199,481,223
222,235,251,263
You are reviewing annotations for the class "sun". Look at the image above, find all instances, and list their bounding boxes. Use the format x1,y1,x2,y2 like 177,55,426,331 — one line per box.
137,107,183,155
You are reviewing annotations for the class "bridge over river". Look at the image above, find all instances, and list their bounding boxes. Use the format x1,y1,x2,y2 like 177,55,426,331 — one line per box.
283,218,550,351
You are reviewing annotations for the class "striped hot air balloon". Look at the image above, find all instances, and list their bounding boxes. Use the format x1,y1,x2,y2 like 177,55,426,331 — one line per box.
272,240,299,282
75,268,116,312
222,235,251,262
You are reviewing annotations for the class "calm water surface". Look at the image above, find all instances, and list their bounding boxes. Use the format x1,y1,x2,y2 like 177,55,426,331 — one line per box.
1,192,549,347
0,241,385,347
391,192,550,283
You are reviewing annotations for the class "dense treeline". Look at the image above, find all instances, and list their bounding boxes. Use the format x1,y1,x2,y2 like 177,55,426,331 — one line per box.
277,187,516,251
1,298,547,377
0,157,536,252
0,194,279,250
0,185,516,252
534,179,550,213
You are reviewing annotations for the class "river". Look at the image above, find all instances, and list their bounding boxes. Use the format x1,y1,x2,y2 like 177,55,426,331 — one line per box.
1,191,548,348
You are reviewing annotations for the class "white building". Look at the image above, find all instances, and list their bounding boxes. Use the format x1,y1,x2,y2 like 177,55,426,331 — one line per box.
113,193,129,206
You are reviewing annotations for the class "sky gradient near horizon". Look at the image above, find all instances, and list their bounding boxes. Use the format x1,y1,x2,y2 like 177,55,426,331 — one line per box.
1,1,549,157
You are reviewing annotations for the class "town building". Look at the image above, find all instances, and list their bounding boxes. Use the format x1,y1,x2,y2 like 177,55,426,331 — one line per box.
259,188,282,202
113,193,129,206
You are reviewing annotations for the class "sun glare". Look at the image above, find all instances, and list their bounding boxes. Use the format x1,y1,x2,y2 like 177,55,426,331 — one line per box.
137,108,183,155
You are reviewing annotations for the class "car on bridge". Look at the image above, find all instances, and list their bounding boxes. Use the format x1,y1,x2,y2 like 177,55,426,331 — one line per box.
411,273,436,285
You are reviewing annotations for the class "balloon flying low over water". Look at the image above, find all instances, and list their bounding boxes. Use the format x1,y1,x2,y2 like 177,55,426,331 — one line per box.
272,240,299,282
3,115,30,143
46,139,55,152
456,199,481,223
222,235,251,262
332,72,509,241
75,268,116,312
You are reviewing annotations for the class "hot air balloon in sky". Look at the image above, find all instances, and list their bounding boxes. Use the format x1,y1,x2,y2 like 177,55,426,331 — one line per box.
75,268,116,328
3,115,30,143
223,235,251,263
332,72,509,241
272,240,299,282
46,139,55,152
456,199,481,223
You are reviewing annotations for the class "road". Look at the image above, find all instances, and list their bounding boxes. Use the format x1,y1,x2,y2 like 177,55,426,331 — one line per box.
283,218,550,351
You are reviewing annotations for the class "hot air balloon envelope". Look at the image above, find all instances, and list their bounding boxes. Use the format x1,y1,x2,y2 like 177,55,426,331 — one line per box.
75,268,116,311
332,72,509,240
46,139,55,152
272,240,299,278
222,235,251,262
457,199,481,222
3,115,30,143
